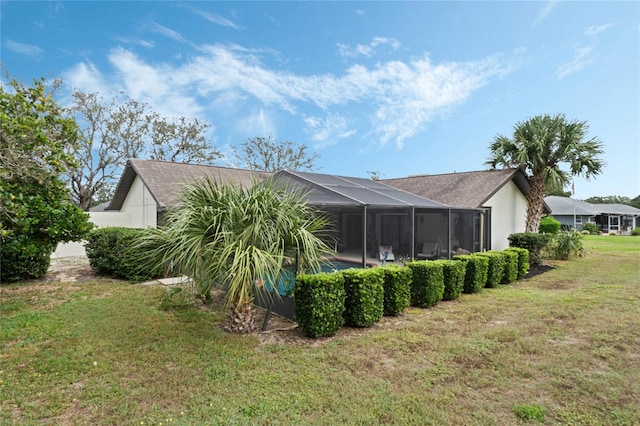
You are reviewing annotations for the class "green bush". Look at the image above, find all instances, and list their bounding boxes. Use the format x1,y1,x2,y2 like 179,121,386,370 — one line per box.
581,222,599,234
406,261,444,308
508,233,552,265
0,235,55,282
379,265,411,316
549,231,584,260
294,272,345,338
341,268,385,327
85,227,164,281
453,255,488,294
538,216,561,233
631,227,640,236
434,260,465,301
475,252,506,288
504,247,530,279
499,250,519,284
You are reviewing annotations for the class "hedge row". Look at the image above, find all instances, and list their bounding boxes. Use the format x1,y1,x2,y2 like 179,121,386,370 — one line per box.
295,247,531,337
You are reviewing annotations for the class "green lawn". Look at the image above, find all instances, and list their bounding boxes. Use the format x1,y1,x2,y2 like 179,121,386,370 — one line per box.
1,236,639,425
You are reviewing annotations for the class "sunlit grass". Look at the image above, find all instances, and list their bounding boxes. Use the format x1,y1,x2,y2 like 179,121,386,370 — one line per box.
1,237,638,425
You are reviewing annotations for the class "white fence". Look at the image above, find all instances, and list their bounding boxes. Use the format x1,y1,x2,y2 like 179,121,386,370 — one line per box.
52,211,133,259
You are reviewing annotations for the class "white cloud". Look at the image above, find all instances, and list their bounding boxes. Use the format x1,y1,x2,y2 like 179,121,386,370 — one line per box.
584,23,613,36
4,40,44,57
149,22,187,43
556,46,594,79
355,9,365,16
337,37,401,59
533,1,557,26
303,114,357,148
193,9,241,30
63,43,516,149
115,36,154,48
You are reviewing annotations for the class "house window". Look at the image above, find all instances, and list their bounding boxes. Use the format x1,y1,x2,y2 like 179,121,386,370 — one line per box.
575,216,582,225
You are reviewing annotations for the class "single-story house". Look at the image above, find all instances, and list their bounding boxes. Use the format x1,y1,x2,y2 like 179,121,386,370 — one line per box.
101,160,492,264
382,169,534,250
544,196,640,234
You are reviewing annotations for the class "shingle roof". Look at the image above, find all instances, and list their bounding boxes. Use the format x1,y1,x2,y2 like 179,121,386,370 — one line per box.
275,170,448,208
543,197,640,216
590,203,640,215
108,159,271,211
544,196,596,215
381,168,530,209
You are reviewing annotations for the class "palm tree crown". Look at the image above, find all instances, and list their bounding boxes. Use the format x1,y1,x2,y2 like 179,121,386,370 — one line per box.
139,175,333,333
486,113,604,232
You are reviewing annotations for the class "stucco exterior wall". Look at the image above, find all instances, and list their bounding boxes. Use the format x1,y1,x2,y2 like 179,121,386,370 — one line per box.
483,181,528,250
52,211,135,258
120,175,158,228
53,176,159,258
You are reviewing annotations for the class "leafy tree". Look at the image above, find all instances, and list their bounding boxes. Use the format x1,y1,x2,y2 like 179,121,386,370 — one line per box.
487,114,604,232
367,170,383,181
584,195,632,205
231,134,320,172
630,195,640,209
545,187,571,197
69,91,220,210
137,176,333,333
1,75,93,282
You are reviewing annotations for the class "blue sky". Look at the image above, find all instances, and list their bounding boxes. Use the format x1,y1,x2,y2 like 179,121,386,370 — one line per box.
2,1,639,199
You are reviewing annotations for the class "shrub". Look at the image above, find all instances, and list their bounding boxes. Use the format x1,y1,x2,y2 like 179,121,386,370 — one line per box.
475,252,506,288
0,236,55,282
508,233,552,265
499,250,519,284
581,222,599,234
538,216,561,233
453,255,488,294
549,231,584,260
406,261,444,308
631,227,640,236
341,268,385,327
85,227,164,281
294,272,345,338
504,247,530,279
435,260,465,301
379,264,411,316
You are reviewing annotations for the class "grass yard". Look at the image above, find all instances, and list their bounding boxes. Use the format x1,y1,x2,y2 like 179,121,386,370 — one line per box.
1,236,639,425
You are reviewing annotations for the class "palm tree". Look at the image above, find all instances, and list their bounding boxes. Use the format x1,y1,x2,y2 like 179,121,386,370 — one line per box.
139,176,333,333
486,114,604,232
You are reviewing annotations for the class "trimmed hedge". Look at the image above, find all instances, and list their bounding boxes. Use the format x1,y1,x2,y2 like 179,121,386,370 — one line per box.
475,252,506,288
1,236,55,283
453,255,488,294
379,264,411,316
505,247,530,279
85,227,164,281
539,216,561,234
341,268,385,327
435,260,465,301
406,261,444,308
498,250,518,284
294,272,346,338
508,233,551,265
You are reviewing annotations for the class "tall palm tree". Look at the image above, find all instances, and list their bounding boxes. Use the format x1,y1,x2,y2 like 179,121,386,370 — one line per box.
486,114,604,232
139,176,333,333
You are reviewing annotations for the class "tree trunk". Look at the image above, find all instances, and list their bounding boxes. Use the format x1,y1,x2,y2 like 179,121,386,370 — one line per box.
526,174,546,233
224,302,257,334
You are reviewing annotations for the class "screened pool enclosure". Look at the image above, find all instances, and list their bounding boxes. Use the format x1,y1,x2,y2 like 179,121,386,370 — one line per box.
273,171,490,266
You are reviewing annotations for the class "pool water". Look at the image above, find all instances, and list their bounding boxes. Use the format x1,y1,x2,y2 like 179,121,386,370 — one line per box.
266,259,365,297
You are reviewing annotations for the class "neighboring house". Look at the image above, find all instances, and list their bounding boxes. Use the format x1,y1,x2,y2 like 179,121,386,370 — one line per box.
544,196,597,231
382,169,533,250
545,196,640,234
